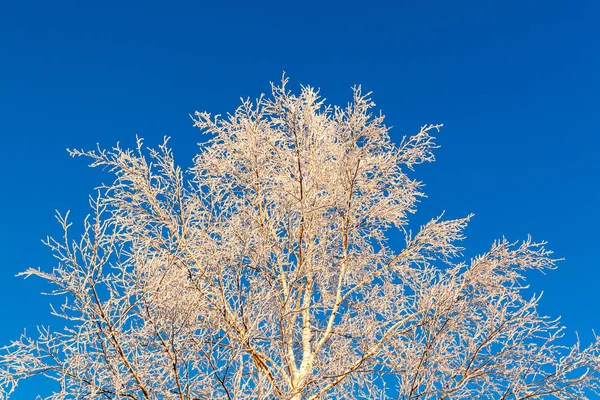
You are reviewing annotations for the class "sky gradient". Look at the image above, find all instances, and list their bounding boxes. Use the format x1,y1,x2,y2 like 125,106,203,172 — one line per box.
1,1,599,397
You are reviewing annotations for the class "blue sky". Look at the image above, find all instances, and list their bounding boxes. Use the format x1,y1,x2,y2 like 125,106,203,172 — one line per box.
1,0,599,397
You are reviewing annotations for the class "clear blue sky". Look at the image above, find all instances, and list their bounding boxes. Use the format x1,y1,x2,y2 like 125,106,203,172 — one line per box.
1,0,599,397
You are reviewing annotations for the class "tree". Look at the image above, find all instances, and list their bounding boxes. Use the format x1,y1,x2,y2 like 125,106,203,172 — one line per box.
1,77,599,399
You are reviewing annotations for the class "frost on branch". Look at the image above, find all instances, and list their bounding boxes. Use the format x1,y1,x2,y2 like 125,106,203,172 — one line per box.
1,77,599,399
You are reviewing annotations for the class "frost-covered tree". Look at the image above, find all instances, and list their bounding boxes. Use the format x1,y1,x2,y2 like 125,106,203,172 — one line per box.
1,77,599,399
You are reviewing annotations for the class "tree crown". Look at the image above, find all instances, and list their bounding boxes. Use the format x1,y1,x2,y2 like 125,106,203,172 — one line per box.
1,78,598,399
